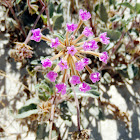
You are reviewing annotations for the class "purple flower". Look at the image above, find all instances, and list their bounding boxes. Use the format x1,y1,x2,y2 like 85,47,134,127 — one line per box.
67,45,77,56
75,61,84,71
70,75,81,85
41,58,52,68
82,42,91,51
82,27,93,37
67,23,78,32
81,58,89,66
55,83,67,95
99,51,108,64
51,37,60,48
99,32,110,45
30,28,41,42
79,9,91,21
58,59,68,71
88,40,98,50
46,71,58,82
79,82,91,93
90,72,100,83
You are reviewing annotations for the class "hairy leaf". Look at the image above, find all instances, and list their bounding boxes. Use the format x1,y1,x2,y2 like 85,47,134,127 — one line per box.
16,109,38,119
100,2,108,23
52,14,64,30
49,2,55,18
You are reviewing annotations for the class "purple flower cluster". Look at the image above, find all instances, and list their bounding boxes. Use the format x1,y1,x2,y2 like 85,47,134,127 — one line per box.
30,9,110,95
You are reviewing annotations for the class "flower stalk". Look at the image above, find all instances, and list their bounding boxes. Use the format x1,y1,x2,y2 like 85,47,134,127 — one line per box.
73,19,83,36
72,34,85,45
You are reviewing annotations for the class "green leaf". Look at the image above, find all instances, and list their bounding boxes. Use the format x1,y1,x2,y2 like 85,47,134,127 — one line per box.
36,123,47,139
49,2,55,18
38,90,50,101
94,4,99,13
52,14,64,30
56,3,63,13
100,2,108,23
88,90,101,98
18,104,37,114
89,84,98,90
70,88,101,98
100,28,121,41
54,33,64,41
16,109,38,119
39,82,50,92
40,15,47,25
135,3,140,13
118,2,134,11
16,98,39,119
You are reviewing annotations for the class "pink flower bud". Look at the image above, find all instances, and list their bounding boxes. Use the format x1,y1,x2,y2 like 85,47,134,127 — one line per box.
90,72,100,83
58,59,68,71
55,83,67,95
70,75,81,85
82,42,91,51
82,27,93,37
79,82,91,92
41,58,52,68
81,58,89,66
79,9,91,21
46,71,58,82
30,28,41,42
99,32,110,45
88,40,98,50
99,51,108,64
66,23,78,32
51,37,60,48
67,45,77,56
75,61,84,71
